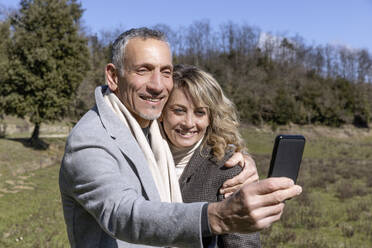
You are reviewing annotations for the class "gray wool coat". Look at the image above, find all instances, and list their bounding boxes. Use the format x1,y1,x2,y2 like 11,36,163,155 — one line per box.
180,146,261,248
59,86,206,248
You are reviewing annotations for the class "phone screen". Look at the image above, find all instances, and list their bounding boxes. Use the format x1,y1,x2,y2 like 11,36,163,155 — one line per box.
267,135,305,183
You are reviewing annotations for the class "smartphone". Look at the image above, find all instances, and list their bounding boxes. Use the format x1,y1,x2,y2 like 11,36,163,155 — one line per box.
267,134,305,183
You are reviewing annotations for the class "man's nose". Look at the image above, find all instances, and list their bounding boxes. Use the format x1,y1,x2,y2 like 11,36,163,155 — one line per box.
147,70,163,94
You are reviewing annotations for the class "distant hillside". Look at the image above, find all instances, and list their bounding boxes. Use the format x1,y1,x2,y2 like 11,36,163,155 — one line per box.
1,18,372,129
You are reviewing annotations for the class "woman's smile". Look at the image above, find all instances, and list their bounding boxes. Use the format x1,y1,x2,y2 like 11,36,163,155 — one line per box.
162,88,209,148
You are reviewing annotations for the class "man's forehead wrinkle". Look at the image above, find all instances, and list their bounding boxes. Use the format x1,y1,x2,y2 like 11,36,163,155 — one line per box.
123,39,172,69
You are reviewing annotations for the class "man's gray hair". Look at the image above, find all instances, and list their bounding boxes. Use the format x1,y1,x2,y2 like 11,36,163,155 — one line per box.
111,27,169,76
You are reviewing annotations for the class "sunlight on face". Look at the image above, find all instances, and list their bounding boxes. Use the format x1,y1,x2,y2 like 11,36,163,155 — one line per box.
162,88,210,148
116,38,173,128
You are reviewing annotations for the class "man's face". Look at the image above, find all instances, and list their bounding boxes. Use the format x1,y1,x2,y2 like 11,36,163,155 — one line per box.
116,38,173,127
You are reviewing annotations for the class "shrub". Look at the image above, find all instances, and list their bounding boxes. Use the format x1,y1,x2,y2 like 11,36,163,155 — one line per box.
346,201,369,221
261,226,296,247
355,212,372,239
366,174,372,188
0,115,6,138
296,188,311,207
307,171,335,189
335,181,354,200
353,186,367,197
295,235,330,248
337,160,370,180
305,159,336,189
335,180,367,200
281,203,297,228
298,206,326,229
339,222,354,238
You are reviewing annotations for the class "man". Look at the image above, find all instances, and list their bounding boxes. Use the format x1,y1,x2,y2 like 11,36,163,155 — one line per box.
59,28,301,248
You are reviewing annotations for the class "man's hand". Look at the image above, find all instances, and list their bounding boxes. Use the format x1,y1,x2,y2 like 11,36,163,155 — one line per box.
208,177,302,234
220,152,259,197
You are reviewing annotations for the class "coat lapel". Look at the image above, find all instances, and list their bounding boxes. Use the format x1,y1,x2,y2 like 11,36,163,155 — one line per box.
94,86,161,202
179,146,206,185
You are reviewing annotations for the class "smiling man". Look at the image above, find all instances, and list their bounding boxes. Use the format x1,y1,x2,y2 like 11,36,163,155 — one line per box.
106,37,173,126
59,28,302,248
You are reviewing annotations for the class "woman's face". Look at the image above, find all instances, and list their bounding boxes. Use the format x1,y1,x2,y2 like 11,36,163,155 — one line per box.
162,88,210,148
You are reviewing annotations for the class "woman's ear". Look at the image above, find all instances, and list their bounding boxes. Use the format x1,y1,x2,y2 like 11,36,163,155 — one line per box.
105,63,119,92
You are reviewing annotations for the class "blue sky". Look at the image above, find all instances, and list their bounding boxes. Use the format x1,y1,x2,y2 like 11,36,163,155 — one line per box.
1,0,372,52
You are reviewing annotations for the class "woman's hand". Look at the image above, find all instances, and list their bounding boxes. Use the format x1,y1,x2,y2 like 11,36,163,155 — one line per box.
220,152,259,197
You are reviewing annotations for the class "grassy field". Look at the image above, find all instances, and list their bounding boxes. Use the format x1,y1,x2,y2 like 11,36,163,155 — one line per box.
242,125,372,247
0,137,68,247
0,122,371,247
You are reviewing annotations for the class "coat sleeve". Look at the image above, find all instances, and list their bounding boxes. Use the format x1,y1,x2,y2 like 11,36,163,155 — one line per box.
217,231,261,248
60,129,205,248
216,167,262,248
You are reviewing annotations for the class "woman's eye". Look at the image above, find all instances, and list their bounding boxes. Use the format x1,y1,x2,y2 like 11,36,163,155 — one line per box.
173,108,185,114
195,109,207,116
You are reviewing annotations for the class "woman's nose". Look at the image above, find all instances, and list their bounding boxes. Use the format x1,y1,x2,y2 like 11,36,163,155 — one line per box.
182,113,194,128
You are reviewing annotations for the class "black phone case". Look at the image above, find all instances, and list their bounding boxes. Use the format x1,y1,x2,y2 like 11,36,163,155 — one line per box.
267,135,305,183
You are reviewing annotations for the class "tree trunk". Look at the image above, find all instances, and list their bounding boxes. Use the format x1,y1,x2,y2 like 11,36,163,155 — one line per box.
31,122,40,141
29,122,48,149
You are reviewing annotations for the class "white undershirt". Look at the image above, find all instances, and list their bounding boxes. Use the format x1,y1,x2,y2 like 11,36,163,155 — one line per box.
169,138,204,180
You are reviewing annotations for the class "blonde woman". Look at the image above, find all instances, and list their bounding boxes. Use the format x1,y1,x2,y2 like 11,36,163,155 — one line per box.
161,64,261,247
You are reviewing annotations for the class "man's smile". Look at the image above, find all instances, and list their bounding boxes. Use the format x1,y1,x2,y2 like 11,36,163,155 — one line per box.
139,94,164,103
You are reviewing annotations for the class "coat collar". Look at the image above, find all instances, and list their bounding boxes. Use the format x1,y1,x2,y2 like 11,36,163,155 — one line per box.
179,145,232,185
94,86,161,201
178,145,207,185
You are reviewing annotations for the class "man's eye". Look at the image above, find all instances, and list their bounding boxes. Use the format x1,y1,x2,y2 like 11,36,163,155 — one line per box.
162,70,172,77
137,68,148,74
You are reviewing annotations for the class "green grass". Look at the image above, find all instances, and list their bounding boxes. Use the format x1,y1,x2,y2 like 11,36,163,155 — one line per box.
0,136,68,247
0,138,65,190
242,125,372,160
0,164,69,247
1,123,372,247
242,126,372,247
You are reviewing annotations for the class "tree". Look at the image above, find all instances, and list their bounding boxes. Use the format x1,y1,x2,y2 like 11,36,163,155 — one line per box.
357,49,372,83
1,0,89,145
0,18,10,114
272,88,295,125
0,14,11,137
71,34,111,121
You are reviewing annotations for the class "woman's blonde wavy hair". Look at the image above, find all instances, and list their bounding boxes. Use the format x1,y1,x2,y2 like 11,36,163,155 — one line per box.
172,64,247,160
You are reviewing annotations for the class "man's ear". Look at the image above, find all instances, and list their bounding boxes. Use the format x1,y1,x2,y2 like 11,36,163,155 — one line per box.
105,63,119,92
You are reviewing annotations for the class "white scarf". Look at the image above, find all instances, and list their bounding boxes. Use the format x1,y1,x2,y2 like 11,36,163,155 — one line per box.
103,88,182,203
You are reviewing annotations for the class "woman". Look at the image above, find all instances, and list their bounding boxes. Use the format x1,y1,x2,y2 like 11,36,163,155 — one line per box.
161,64,261,247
